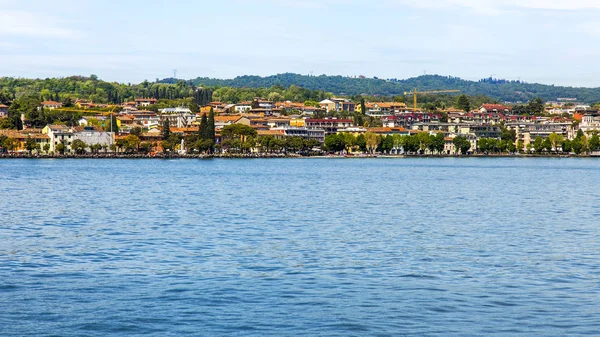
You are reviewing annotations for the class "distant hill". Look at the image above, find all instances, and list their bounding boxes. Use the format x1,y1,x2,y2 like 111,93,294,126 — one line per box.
162,73,600,104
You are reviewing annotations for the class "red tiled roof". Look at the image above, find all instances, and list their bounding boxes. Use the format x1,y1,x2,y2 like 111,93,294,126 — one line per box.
482,104,511,111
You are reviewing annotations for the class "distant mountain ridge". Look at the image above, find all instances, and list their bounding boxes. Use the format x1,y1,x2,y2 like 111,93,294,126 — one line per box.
161,73,600,104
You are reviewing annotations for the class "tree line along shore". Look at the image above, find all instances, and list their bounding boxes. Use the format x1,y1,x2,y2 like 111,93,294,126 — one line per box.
2,75,600,158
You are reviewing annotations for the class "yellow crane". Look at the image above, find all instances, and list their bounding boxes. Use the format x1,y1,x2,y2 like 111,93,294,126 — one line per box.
404,89,461,110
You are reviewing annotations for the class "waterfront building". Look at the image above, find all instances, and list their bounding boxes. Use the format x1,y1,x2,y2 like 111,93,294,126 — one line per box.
159,107,195,128
305,118,353,135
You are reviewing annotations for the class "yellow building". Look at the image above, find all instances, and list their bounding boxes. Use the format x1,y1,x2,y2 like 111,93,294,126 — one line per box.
290,118,305,127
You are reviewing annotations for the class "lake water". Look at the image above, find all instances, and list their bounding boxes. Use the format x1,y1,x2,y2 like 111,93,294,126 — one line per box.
1,158,599,336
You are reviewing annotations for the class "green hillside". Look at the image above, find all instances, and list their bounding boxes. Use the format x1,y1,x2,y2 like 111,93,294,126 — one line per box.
178,73,600,104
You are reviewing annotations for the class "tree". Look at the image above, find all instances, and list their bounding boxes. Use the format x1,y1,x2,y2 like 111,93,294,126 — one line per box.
139,142,152,153
90,143,102,153
543,138,552,153
353,112,364,127
130,127,143,137
404,135,420,154
324,134,345,153
516,140,524,153
360,97,366,116
528,97,545,115
533,136,544,154
431,132,445,154
106,114,119,132
162,118,171,140
364,132,380,154
208,108,215,141
341,133,356,154
417,132,431,153
500,126,516,142
124,134,141,152
453,136,471,155
356,134,366,152
548,133,564,153
43,143,51,154
456,94,471,112
380,135,394,154
562,139,572,153
71,139,87,154
588,133,600,152
55,142,66,154
25,137,39,154
198,113,209,139
571,138,585,155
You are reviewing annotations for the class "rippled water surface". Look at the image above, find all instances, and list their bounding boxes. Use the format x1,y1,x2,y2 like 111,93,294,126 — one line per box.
1,158,599,336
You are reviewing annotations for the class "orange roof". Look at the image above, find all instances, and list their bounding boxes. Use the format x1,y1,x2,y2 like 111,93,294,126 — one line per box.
170,127,199,133
42,101,62,105
257,130,285,136
367,127,393,133
214,115,243,123
481,104,510,111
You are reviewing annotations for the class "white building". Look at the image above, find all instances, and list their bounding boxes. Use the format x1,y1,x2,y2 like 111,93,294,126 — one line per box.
74,127,113,151
159,107,196,128
235,103,252,113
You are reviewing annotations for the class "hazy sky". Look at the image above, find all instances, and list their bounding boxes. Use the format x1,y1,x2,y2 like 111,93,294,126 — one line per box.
1,0,600,86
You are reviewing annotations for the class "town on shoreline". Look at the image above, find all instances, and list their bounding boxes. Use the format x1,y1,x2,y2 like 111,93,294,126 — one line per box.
2,83,600,158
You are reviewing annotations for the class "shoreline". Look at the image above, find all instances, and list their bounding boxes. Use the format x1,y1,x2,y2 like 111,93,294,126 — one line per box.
0,153,597,159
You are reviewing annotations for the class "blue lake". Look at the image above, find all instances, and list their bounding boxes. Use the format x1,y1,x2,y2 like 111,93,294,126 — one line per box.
1,158,599,336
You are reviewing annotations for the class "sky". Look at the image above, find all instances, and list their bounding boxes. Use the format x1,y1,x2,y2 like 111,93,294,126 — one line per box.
1,0,600,86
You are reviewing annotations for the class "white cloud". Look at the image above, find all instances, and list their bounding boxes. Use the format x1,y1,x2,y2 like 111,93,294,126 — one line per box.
0,10,84,39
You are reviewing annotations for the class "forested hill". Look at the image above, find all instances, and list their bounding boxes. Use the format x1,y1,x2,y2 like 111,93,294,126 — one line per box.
169,73,600,103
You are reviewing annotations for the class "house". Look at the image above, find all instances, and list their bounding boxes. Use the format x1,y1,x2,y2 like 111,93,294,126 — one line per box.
290,118,306,127
257,100,274,109
0,104,8,118
266,117,291,128
130,112,160,129
170,127,200,136
480,104,511,114
78,115,106,127
257,129,286,139
319,99,336,112
271,127,326,143
305,118,354,134
213,115,251,129
41,101,63,110
341,101,356,112
381,115,398,127
364,102,409,115
159,107,196,128
43,124,75,153
0,129,50,152
73,126,113,151
443,134,477,155
235,102,253,113
579,114,600,134
135,98,157,107
75,100,94,109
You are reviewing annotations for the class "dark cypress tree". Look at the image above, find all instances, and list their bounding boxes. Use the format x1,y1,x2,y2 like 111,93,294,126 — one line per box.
360,97,366,116
208,108,215,141
162,118,171,140
199,113,208,139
